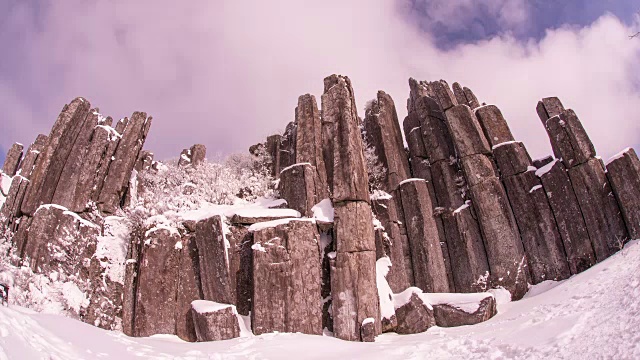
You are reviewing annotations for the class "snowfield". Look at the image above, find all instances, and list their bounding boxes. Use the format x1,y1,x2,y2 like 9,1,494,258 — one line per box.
1,240,639,359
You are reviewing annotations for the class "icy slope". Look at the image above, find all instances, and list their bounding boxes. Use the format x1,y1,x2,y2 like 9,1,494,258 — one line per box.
1,241,640,359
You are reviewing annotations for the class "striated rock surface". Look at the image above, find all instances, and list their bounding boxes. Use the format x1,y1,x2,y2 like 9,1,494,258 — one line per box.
196,215,233,304
474,105,514,147
295,94,328,198
2,143,24,176
278,163,318,217
606,148,640,240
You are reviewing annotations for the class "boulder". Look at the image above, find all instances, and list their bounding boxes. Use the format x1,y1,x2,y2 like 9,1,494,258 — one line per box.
363,91,411,191
474,105,515,147
469,177,529,300
195,215,233,304
360,319,376,342
398,179,450,293
251,219,322,335
322,75,369,202
394,290,435,334
278,163,318,217
606,148,640,240
429,293,496,327
445,105,491,158
295,94,329,198
503,171,570,283
2,143,23,176
545,110,596,168
536,160,596,274
569,158,629,260
21,98,91,215
190,144,207,167
191,301,241,341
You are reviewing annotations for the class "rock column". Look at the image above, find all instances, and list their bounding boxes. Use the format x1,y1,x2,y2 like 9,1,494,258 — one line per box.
322,74,381,341
537,99,628,261
606,148,640,240
2,143,24,176
446,104,529,300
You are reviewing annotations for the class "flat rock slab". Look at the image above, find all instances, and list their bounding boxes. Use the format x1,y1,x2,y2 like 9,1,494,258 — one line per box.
537,160,596,274
191,301,241,341
607,148,640,240
428,293,496,327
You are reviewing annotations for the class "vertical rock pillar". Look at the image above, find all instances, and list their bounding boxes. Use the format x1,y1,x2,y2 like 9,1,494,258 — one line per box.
606,148,640,240
537,99,628,261
322,74,381,342
446,104,529,300
2,143,24,176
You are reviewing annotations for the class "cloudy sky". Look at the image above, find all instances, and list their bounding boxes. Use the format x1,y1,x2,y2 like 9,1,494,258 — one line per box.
1,0,639,164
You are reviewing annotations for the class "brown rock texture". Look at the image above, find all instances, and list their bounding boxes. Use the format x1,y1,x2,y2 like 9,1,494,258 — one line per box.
98,111,152,214
568,158,628,260
431,294,496,327
21,98,92,215
295,94,329,198
278,163,318,217
195,215,233,304
474,105,515,147
536,97,565,123
532,155,554,169
190,144,207,167
191,301,241,342
606,148,640,240
545,110,596,168
333,201,376,253
363,91,410,192
394,291,436,334
398,179,450,293
251,220,322,335
445,105,491,158
537,160,596,274
492,141,532,178
2,143,24,176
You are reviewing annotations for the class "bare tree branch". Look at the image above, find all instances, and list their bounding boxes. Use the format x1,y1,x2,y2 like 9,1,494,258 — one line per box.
630,32,640,39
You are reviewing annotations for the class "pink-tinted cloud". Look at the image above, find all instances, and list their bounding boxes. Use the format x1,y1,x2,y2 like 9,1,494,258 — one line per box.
1,0,638,162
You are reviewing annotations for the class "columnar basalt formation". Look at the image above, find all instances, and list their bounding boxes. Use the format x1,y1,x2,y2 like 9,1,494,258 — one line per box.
493,141,570,283
537,99,628,261
295,94,329,199
196,215,233,304
446,104,529,300
279,122,297,172
278,163,318,217
322,74,381,342
398,179,450,293
404,81,489,294
452,82,481,110
2,143,24,176
606,148,640,240
251,220,322,336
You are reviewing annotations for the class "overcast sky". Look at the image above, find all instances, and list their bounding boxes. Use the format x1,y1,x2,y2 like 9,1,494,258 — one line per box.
1,0,639,164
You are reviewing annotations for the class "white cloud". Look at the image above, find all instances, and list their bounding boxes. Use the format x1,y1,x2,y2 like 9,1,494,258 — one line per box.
0,0,638,161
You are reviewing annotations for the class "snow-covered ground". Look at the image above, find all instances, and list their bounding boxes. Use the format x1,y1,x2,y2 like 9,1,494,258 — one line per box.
2,240,640,359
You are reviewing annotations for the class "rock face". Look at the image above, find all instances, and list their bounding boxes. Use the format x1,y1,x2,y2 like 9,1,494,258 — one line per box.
363,91,410,192
191,301,241,342
322,74,381,342
430,293,496,327
98,111,152,214
2,143,24,176
446,104,529,300
537,160,596,274
295,94,328,199
398,179,449,293
475,105,515,147
251,220,322,335
278,163,318,217
494,141,570,284
196,215,233,304
606,148,640,240
394,290,436,335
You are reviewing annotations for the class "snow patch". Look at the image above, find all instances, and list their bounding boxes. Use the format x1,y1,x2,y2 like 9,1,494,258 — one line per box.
248,217,314,232
311,199,334,222
606,147,632,165
191,300,236,314
370,190,393,200
491,140,518,150
279,162,312,174
398,178,425,186
535,159,558,177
